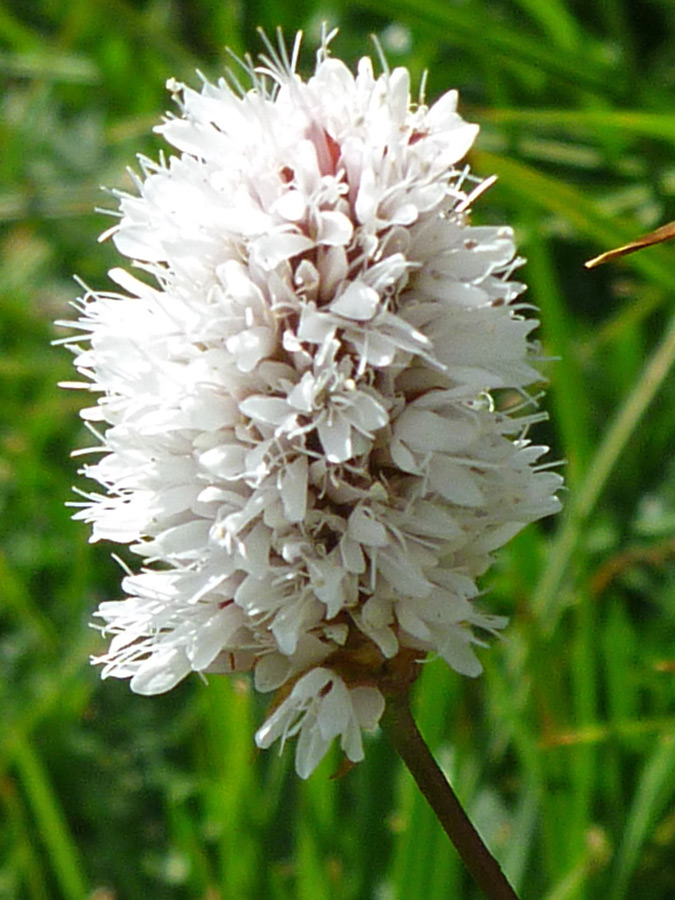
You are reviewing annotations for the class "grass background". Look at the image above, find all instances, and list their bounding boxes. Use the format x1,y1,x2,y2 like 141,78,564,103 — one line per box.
1,0,675,898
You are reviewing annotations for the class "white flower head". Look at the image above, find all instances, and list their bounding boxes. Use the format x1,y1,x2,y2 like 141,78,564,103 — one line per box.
63,29,562,778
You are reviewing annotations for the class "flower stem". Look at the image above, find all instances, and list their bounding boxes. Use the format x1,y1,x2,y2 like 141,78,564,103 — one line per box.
382,689,520,900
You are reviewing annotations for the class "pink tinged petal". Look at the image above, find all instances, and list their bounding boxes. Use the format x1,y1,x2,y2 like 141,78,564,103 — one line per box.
330,281,380,321
317,415,352,463
253,232,315,269
279,455,308,523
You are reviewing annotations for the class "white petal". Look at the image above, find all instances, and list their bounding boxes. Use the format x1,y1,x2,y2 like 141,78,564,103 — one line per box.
274,189,307,221
253,232,315,269
339,534,366,573
254,653,293,692
428,456,484,506
350,686,385,730
348,507,388,546
317,415,352,463
130,649,191,695
395,407,476,453
279,455,308,523
239,395,292,426
317,210,353,246
377,549,433,598
330,281,380,320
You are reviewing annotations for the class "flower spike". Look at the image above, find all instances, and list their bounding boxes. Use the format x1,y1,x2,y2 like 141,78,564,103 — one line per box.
64,30,562,780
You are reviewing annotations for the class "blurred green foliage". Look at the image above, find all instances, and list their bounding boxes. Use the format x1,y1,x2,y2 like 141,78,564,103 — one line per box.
1,1,674,899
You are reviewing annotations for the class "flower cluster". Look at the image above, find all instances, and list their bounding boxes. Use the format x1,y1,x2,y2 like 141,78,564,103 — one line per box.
65,31,562,777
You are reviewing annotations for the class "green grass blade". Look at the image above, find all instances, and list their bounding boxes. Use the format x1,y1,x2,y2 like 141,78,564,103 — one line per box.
10,735,89,900
472,150,675,291
356,0,617,91
533,310,675,630
508,0,582,50
607,735,675,900
481,108,675,144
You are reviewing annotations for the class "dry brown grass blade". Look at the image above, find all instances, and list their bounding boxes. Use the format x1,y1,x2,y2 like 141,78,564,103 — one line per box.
585,220,675,268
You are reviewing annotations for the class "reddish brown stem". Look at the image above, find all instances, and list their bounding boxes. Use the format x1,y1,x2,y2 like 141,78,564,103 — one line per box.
382,689,520,900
